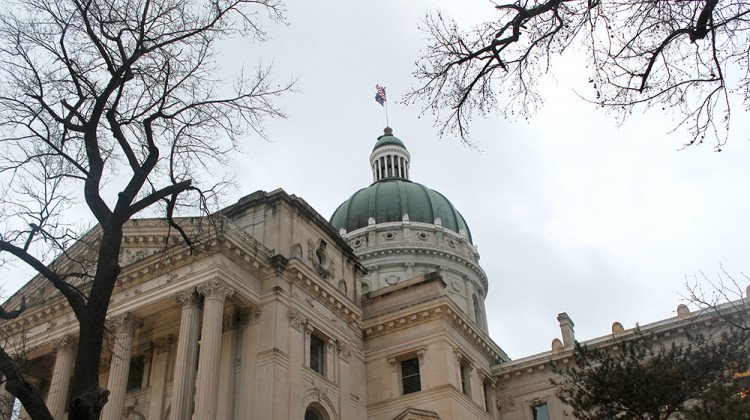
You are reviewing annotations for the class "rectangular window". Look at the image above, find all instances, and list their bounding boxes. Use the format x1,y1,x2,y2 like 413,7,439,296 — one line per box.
126,355,145,392
460,363,470,396
310,334,325,375
532,403,550,420
401,357,421,395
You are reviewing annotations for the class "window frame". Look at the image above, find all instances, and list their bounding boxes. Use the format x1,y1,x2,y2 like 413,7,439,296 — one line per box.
400,357,421,395
126,354,146,393
459,362,470,397
309,333,326,376
531,402,550,420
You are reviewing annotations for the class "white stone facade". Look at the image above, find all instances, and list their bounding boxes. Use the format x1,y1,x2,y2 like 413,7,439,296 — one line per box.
0,132,747,420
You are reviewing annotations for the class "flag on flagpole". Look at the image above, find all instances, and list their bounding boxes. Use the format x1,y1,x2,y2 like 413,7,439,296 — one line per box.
375,85,386,106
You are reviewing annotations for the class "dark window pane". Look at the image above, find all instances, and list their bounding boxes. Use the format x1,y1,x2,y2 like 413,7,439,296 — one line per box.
402,375,421,394
304,409,320,420
310,335,325,375
401,358,419,377
532,404,550,420
401,358,421,395
126,355,145,392
460,364,468,396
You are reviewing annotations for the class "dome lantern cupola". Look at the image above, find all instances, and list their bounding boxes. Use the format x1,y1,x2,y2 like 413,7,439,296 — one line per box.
370,127,410,182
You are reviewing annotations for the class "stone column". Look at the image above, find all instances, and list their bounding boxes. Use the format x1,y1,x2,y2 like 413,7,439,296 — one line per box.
47,335,76,420
171,290,202,420
194,279,234,419
101,313,142,420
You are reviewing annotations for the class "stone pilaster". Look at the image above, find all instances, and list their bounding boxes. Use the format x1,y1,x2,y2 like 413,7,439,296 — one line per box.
47,335,77,420
101,313,142,420
194,279,234,419
147,335,174,420
171,289,202,420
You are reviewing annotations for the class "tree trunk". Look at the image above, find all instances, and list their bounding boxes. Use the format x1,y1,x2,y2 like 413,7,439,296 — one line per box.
68,226,124,420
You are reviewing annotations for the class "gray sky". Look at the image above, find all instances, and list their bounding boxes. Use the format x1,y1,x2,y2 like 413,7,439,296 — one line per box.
3,0,750,360
229,0,750,359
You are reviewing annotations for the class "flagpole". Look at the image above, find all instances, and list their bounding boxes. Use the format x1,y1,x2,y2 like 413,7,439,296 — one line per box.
385,100,389,127
376,84,389,128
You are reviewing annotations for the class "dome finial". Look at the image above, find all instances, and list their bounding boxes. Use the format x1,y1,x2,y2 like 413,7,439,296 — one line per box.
384,126,393,136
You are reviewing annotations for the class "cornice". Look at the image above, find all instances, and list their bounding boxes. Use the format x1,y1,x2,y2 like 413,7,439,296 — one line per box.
1,217,273,337
362,296,508,363
285,261,363,328
359,245,487,291
492,300,750,379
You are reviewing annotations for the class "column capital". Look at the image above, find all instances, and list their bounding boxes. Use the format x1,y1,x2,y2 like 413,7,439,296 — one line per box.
108,312,143,336
152,334,175,354
175,289,201,309
52,335,77,355
197,278,234,302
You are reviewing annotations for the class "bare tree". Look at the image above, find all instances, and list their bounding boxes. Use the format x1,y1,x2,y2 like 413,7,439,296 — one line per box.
406,0,749,150
0,0,292,418
686,265,749,333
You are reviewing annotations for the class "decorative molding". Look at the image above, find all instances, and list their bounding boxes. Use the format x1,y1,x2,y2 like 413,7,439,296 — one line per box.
337,341,351,361
392,408,441,420
197,278,234,301
387,346,427,366
307,239,334,280
497,396,515,412
292,243,303,259
416,348,426,365
385,274,400,285
175,289,201,309
289,308,308,331
108,312,143,336
364,298,506,363
286,266,362,327
301,387,338,420
152,335,175,354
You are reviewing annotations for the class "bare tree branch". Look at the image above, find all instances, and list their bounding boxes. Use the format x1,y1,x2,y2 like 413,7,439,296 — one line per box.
408,0,749,150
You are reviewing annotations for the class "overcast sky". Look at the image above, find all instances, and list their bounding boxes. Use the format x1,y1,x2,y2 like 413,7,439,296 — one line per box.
4,0,750,360
227,0,750,359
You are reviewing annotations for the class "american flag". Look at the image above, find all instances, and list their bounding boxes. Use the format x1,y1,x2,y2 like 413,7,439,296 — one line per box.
375,85,386,106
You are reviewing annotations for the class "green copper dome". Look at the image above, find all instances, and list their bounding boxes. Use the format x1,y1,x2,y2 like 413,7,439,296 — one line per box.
329,179,473,243
372,135,405,151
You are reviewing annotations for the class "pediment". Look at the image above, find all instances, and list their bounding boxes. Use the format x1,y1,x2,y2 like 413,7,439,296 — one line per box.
392,408,441,420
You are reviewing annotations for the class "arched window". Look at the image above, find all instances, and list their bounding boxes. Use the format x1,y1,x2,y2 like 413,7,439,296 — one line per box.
304,404,328,420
